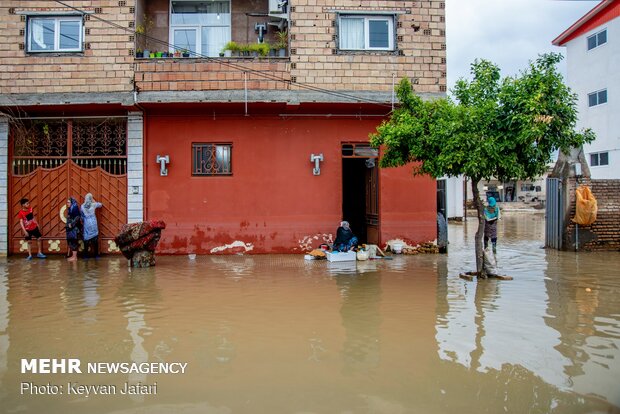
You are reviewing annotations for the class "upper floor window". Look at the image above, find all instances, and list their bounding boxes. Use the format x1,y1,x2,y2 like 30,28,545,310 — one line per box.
170,0,231,57
588,89,607,107
27,16,83,53
587,29,607,50
192,143,232,175
339,15,394,51
590,151,609,167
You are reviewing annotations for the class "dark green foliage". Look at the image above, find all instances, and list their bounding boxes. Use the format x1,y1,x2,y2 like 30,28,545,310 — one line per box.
371,53,594,274
371,53,594,184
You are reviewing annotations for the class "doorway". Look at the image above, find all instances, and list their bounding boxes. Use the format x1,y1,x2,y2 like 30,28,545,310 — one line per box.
341,143,379,244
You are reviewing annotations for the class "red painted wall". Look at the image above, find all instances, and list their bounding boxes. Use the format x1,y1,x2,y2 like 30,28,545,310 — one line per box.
145,109,436,254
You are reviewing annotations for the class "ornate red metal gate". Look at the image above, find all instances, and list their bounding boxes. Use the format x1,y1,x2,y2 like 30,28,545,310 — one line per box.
9,118,128,255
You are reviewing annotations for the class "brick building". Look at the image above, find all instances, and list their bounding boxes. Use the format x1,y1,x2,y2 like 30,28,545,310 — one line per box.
0,0,446,255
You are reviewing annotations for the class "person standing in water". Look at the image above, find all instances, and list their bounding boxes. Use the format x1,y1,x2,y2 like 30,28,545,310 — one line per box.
81,193,103,258
484,196,501,254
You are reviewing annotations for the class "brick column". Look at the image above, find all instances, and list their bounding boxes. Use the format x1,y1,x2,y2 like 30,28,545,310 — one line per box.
127,112,144,223
0,117,7,255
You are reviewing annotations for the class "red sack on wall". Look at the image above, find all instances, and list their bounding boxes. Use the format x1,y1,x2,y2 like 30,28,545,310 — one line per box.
572,185,597,226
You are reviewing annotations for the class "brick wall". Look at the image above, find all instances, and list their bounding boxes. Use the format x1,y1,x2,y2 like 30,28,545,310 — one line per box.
565,178,620,251
135,59,290,92
0,1,135,94
290,0,446,93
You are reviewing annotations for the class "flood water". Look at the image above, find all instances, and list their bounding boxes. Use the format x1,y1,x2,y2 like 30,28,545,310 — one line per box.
0,214,619,414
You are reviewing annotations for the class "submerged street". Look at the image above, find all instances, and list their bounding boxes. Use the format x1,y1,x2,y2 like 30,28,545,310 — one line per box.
0,214,619,414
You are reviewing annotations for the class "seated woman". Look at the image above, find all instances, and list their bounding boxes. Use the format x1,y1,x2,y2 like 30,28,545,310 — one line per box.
333,221,358,252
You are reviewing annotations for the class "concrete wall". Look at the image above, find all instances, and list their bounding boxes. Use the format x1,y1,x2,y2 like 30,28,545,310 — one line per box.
127,111,144,223
144,109,436,254
565,15,620,179
0,117,7,255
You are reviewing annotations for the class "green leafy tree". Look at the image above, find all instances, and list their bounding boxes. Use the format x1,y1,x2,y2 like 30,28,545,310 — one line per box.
371,53,594,276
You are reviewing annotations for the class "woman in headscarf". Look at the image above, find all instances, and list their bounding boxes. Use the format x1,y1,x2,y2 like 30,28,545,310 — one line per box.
81,193,103,258
483,196,501,253
65,197,82,262
333,221,358,252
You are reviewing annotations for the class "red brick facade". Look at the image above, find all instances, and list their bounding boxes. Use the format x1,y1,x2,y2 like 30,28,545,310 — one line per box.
565,179,620,251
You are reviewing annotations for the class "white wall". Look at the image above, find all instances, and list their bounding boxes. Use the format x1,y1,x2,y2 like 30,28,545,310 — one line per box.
445,176,464,219
565,17,620,179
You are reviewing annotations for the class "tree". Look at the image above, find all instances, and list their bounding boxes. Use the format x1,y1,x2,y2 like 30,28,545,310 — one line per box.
370,53,594,277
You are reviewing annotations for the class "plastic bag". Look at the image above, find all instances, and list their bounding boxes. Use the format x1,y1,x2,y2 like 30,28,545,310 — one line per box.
483,248,498,276
572,185,597,226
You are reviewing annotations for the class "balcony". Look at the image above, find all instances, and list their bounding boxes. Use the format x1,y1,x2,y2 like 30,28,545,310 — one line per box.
135,58,291,92
135,0,288,59
134,0,289,93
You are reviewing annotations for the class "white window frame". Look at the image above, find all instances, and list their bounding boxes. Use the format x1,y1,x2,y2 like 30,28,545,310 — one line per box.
338,14,395,51
587,28,607,51
26,15,83,53
588,89,608,107
169,0,231,57
590,151,609,167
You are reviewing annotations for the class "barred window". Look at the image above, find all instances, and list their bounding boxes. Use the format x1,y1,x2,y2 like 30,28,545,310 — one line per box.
192,143,232,175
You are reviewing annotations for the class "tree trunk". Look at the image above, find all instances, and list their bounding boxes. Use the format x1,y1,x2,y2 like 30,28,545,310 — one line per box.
471,179,487,278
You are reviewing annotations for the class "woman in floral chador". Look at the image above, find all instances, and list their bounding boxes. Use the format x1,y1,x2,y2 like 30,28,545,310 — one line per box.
81,193,103,258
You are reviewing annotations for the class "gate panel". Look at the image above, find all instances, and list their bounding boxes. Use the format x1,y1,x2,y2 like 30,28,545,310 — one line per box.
545,178,563,250
9,118,128,255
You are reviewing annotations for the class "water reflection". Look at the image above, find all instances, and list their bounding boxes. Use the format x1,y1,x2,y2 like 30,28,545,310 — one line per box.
0,216,619,413
335,271,381,374
436,217,620,411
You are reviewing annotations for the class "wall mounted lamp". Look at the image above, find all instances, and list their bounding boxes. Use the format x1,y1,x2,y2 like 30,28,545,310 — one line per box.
310,153,323,175
156,155,169,176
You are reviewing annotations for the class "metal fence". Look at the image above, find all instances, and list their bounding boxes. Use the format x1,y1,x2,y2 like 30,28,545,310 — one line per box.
545,178,563,249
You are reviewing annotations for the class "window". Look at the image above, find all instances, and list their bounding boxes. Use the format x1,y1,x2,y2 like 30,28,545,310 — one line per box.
587,29,607,50
588,89,607,107
192,143,232,175
170,0,231,57
590,152,609,167
27,16,83,52
339,14,394,51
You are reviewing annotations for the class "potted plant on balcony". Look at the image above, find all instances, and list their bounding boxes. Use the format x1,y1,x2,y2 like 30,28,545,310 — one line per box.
181,49,190,58
253,43,270,57
223,41,239,57
135,14,154,58
239,44,251,57
275,30,288,57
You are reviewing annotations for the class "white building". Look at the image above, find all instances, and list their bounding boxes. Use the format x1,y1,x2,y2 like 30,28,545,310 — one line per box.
553,0,620,179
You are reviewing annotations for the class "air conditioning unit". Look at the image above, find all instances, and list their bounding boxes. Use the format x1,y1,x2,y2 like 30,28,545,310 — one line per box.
268,0,288,20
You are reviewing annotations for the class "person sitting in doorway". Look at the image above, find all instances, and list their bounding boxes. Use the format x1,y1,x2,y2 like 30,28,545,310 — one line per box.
333,221,358,252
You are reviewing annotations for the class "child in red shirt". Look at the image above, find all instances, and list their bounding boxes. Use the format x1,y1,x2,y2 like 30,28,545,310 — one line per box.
18,198,46,260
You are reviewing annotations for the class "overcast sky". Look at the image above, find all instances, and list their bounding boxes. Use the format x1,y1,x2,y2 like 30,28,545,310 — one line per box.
446,0,597,90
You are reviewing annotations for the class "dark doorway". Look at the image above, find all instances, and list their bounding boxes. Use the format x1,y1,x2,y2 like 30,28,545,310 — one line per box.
341,143,379,245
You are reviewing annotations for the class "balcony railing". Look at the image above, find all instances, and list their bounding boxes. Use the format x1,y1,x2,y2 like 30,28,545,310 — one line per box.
135,58,291,92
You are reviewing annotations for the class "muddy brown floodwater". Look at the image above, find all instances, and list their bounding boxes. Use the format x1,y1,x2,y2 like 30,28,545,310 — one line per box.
0,214,619,414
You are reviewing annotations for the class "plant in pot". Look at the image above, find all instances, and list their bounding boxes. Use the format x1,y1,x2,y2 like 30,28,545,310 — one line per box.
252,42,270,57
223,41,239,57
181,49,190,57
173,49,181,58
275,30,288,57
135,14,154,58
239,43,251,57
